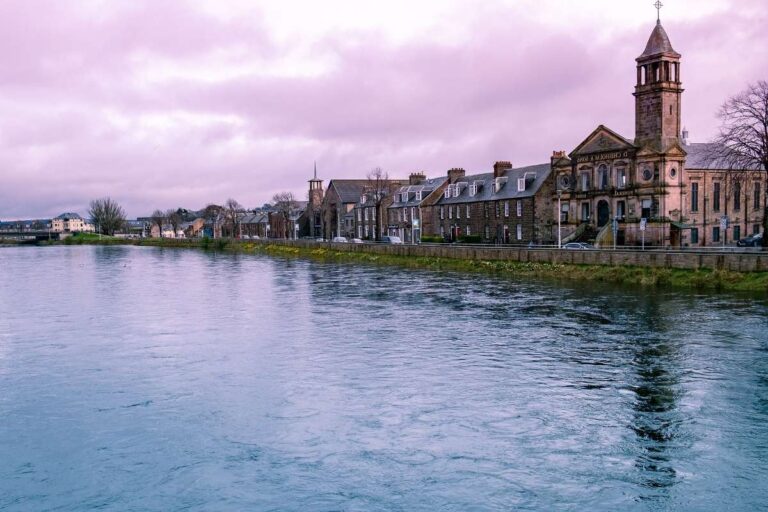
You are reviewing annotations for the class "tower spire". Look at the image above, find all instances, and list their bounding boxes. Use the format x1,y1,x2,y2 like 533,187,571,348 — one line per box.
654,0,663,23
314,161,317,180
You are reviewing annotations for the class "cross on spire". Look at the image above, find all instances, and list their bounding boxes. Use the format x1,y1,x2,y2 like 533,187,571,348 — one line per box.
654,0,663,22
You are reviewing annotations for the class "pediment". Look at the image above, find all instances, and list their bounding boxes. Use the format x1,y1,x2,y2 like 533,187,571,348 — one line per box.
570,125,636,157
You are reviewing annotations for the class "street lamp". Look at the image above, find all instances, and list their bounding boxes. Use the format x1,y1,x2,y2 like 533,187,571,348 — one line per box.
557,190,562,249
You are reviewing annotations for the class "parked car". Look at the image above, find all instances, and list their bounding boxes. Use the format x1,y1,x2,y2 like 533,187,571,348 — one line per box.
736,232,763,247
380,236,403,244
563,242,594,250
331,236,348,243
350,238,364,244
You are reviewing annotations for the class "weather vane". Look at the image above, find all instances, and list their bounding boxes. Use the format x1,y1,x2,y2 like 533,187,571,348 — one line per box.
654,0,663,22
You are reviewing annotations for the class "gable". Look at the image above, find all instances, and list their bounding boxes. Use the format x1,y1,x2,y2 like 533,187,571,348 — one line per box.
570,125,635,157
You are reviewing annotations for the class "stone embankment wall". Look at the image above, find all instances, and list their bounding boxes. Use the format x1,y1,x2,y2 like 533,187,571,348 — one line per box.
255,240,768,273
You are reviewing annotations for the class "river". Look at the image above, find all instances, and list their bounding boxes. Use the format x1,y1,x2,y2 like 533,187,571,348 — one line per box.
0,245,766,511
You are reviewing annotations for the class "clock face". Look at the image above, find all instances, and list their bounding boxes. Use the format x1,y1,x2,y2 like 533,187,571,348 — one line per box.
559,175,571,188
642,168,653,181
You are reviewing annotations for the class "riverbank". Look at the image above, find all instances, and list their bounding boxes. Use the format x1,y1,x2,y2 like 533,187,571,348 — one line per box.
50,235,768,292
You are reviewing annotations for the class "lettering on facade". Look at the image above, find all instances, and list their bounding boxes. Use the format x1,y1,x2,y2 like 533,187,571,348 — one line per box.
576,151,630,164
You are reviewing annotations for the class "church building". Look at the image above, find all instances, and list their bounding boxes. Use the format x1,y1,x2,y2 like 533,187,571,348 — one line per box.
552,12,766,248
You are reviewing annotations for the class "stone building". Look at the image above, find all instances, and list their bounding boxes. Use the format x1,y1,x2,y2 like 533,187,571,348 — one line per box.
423,162,554,244
352,179,408,241
386,173,447,243
552,16,766,248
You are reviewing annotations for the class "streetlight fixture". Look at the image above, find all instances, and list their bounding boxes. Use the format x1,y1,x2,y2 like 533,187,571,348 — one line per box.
557,190,562,249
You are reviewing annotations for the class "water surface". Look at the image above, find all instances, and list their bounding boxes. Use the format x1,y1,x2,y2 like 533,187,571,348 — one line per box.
0,245,766,511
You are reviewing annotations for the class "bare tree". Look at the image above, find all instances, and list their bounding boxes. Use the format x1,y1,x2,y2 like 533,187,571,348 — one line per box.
272,192,299,239
365,167,399,241
223,198,244,238
704,80,768,243
166,209,183,238
151,209,166,238
88,197,126,235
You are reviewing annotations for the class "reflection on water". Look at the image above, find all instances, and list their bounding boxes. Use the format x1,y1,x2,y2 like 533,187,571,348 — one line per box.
0,245,767,511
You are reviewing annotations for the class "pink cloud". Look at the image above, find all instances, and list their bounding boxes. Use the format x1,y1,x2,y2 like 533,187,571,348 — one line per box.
0,0,766,219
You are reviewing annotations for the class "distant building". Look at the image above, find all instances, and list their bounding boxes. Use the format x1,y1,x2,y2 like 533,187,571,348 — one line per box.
51,213,93,233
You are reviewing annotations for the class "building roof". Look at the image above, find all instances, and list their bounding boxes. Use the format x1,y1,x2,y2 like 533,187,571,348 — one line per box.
639,21,680,59
56,212,84,220
389,177,448,208
436,163,552,205
684,143,764,171
327,180,371,203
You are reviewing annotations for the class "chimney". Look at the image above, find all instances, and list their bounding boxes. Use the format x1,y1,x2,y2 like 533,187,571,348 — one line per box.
493,161,512,178
409,172,426,185
447,167,466,184
551,150,567,165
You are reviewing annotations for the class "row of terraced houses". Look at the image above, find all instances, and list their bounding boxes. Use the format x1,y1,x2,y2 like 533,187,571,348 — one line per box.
300,19,766,248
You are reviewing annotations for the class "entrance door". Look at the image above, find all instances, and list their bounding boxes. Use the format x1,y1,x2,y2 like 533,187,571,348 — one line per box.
597,200,610,227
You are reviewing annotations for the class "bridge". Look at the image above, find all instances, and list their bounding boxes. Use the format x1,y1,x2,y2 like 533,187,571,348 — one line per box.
0,231,63,242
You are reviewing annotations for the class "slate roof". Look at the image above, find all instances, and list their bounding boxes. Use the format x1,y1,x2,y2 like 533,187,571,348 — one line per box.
639,21,680,59
388,177,448,209
328,180,371,203
56,212,84,220
684,143,763,171
436,163,552,206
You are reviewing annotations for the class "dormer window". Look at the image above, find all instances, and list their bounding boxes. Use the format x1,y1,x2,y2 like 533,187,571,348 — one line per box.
517,177,526,192
444,188,452,199
415,191,422,201
360,195,366,205
493,177,507,194
469,183,477,196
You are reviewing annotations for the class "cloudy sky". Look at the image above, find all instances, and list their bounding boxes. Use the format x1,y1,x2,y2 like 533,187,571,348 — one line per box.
1,0,766,218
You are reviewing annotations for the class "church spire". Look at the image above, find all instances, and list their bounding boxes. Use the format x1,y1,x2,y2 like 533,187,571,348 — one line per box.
654,0,663,23
314,160,317,180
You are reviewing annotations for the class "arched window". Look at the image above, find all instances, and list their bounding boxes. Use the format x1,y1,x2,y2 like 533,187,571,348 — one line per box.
598,165,609,190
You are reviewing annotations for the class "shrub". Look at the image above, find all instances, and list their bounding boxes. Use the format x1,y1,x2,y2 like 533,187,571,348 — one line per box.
458,235,483,244
421,235,445,244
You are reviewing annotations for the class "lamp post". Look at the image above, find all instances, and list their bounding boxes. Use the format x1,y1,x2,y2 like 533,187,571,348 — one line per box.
557,190,562,249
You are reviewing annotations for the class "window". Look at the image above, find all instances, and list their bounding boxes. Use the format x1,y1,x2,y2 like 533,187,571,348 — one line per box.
712,226,720,242
691,182,699,212
518,177,526,192
642,199,652,219
440,206,444,220
444,188,451,199
581,172,590,191
733,225,741,241
364,225,369,238
517,201,522,217
617,200,626,220
504,201,510,217
690,228,699,244
516,224,522,240
372,208,376,220
466,205,470,218
357,209,362,222
734,182,741,211
754,224,761,235
598,165,608,190
456,205,461,219
713,182,721,211
581,202,591,222
411,207,417,222
449,206,453,219
495,202,500,218
469,183,477,196
755,184,761,211
560,203,569,222
440,225,445,237
364,209,369,221
617,168,627,189
484,225,490,239
415,191,422,201
484,203,489,218
466,226,471,236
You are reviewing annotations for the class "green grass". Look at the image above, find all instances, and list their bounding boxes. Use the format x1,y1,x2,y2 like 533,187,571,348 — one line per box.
53,237,768,293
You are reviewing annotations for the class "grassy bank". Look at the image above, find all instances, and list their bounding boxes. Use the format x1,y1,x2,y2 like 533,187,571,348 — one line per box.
54,236,768,293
